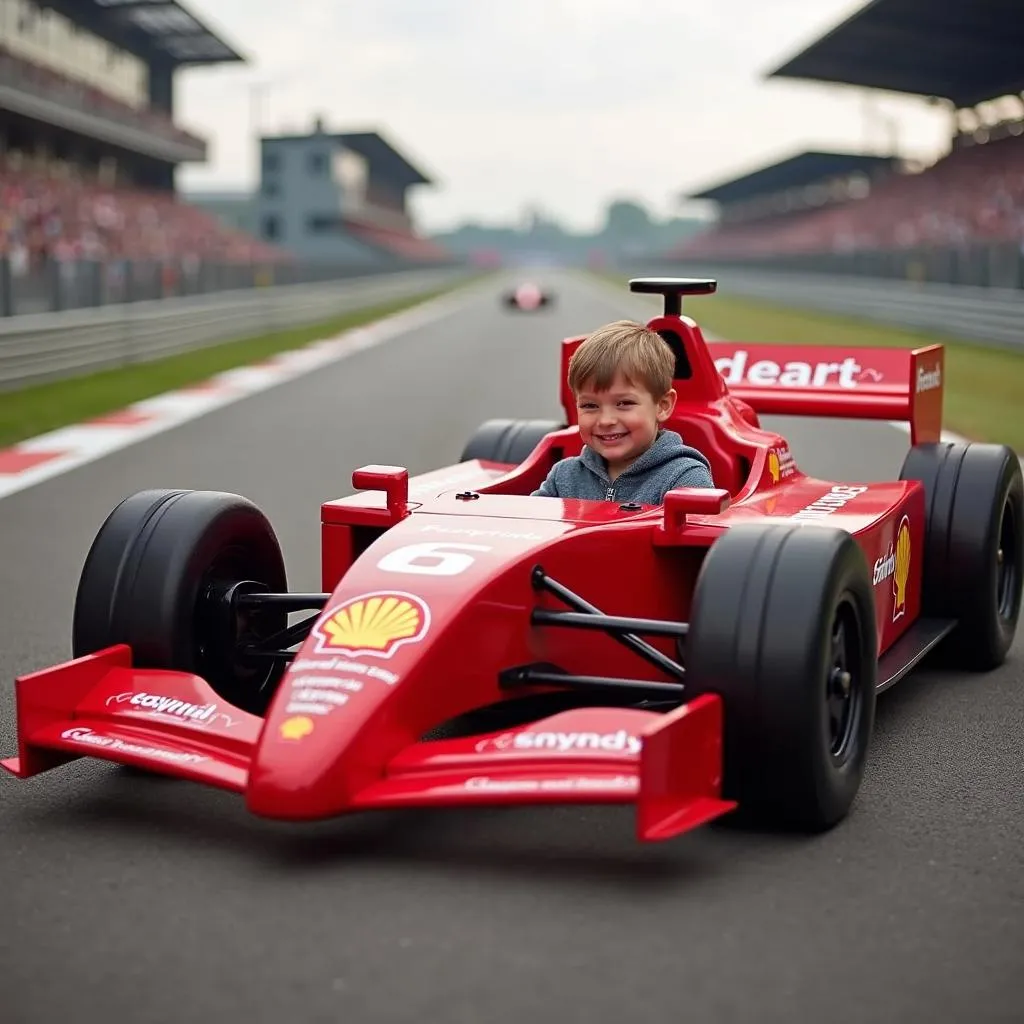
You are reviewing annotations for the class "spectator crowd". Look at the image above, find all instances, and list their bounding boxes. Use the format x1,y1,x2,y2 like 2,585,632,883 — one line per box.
673,126,1024,259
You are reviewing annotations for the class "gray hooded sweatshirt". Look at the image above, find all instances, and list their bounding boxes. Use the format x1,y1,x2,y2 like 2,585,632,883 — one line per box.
531,429,714,505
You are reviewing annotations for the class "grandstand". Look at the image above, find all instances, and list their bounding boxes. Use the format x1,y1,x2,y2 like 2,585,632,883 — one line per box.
0,1,452,317
666,0,1024,289
0,0,291,314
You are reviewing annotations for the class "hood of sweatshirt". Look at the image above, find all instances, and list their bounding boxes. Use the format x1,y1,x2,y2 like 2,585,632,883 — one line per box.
578,428,712,484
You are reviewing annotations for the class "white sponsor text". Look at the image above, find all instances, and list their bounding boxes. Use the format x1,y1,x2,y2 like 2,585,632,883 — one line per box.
464,775,638,794
792,485,869,522
420,524,546,541
477,729,642,755
873,547,896,585
916,365,941,393
715,350,868,389
106,691,237,728
61,726,207,765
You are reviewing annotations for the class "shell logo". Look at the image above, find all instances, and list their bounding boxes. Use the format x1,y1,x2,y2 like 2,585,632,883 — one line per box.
768,451,780,484
311,590,431,659
280,716,314,741
892,515,911,621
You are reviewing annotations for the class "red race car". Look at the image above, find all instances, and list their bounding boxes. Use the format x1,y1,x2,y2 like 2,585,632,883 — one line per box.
502,281,554,310
4,278,1021,842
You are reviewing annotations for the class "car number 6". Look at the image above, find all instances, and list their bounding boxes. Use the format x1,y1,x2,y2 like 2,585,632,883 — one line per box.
376,541,492,576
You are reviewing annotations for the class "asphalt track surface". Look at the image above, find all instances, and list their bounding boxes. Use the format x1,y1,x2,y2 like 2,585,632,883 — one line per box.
1,270,1021,1024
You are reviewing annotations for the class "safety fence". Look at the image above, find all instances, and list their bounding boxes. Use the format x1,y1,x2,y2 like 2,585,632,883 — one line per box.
653,240,1024,291
618,262,1024,351
0,253,465,319
0,266,476,392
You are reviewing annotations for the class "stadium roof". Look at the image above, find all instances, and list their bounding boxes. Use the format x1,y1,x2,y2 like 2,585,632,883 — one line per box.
263,126,434,186
766,0,1024,109
49,0,246,66
340,132,433,186
683,150,900,205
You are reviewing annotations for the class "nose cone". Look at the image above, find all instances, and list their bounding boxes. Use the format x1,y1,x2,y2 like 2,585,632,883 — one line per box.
243,509,575,820
245,706,371,820
246,592,432,819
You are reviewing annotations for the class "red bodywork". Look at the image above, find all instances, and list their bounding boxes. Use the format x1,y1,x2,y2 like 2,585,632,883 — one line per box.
508,282,548,309
514,283,543,308
2,308,945,842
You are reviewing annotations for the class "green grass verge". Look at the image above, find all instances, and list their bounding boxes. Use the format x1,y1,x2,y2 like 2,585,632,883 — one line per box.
593,272,1024,454
0,283,465,449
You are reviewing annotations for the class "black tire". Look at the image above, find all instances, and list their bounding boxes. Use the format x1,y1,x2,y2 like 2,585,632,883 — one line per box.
899,441,1023,670
460,418,565,465
72,489,289,715
684,524,878,831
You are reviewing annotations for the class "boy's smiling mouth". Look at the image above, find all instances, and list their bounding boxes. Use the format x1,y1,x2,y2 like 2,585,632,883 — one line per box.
595,431,628,444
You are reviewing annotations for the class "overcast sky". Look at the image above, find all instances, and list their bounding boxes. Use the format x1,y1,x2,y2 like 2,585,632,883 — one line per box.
175,0,959,233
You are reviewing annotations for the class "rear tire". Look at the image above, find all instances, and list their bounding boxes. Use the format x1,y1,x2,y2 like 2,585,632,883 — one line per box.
899,442,1023,670
72,489,289,715
460,418,565,465
684,524,878,831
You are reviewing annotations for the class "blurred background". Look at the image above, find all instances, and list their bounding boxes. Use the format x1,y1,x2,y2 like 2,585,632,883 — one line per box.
0,0,1021,449
2,0,1022,298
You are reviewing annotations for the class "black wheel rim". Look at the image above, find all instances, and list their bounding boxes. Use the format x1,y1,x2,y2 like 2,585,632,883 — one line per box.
193,546,284,705
995,494,1021,624
826,596,863,765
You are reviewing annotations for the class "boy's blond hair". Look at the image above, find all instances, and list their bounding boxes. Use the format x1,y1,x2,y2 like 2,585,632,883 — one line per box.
568,320,675,397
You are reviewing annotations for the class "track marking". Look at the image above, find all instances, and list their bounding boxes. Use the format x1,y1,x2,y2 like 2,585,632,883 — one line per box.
0,277,491,502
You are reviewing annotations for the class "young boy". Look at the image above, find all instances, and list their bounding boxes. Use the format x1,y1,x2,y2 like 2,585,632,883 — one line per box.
532,319,714,504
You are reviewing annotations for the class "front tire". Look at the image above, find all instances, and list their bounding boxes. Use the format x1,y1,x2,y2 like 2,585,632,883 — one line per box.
460,418,565,465
684,524,878,831
72,489,289,715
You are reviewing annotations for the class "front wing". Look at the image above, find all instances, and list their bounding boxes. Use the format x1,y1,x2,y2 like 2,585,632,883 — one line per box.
1,645,734,842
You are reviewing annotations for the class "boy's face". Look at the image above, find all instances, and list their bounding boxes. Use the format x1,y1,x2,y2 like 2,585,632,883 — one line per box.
575,371,676,474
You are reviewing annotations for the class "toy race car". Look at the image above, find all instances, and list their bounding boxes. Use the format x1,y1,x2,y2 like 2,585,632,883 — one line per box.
4,278,1021,843
502,281,554,310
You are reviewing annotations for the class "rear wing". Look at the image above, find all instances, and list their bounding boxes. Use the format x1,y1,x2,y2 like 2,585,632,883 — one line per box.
705,342,944,446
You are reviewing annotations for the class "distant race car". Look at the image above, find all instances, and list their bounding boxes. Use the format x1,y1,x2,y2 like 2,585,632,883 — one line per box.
502,282,554,310
4,277,1021,845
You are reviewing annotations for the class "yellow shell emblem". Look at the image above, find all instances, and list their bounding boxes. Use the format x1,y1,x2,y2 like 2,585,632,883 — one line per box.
892,516,911,620
312,591,430,659
768,451,781,484
280,716,314,741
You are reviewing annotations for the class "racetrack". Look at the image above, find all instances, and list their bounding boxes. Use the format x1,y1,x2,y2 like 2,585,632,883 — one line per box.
1,269,1021,1024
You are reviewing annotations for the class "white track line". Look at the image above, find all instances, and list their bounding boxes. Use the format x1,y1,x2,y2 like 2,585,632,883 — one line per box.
0,278,491,502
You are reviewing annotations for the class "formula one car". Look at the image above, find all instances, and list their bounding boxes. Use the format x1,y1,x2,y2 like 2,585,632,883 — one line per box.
4,278,1021,844
502,281,554,310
